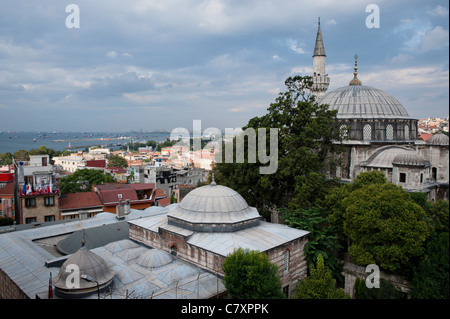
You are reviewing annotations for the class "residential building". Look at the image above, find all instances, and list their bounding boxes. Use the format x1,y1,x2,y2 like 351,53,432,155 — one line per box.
59,192,104,220
14,155,60,224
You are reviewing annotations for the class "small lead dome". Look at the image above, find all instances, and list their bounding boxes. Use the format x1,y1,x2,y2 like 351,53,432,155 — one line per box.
53,245,114,297
167,181,261,232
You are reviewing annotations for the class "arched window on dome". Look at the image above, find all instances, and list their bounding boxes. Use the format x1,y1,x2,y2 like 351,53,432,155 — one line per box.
363,124,372,141
404,125,409,140
386,124,394,140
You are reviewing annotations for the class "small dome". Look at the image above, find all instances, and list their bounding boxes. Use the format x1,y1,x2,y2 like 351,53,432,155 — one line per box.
167,183,261,232
361,147,427,168
53,246,114,297
393,151,428,166
427,132,449,145
137,249,173,269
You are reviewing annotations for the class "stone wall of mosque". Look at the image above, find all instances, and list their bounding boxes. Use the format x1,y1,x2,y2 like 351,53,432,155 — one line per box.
267,236,309,297
0,268,29,299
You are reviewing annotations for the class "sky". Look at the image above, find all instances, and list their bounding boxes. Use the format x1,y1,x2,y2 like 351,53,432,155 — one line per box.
0,0,448,132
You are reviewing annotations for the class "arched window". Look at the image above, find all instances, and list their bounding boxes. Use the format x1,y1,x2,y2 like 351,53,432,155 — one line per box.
284,249,290,271
339,124,349,139
363,124,372,141
404,125,409,140
432,167,437,181
386,124,394,140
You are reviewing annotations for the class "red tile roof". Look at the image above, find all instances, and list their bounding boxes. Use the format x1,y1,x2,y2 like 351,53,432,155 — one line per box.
419,133,433,141
0,182,14,196
98,188,138,204
153,188,166,199
59,192,103,211
157,197,171,207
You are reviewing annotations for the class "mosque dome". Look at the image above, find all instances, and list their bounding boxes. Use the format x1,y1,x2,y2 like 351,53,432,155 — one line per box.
393,151,428,167
427,132,449,146
361,147,428,168
53,245,114,297
167,180,261,232
318,85,411,120
137,249,173,269
318,54,411,120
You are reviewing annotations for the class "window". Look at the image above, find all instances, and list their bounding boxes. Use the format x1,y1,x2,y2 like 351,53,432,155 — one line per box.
45,215,55,222
44,196,55,206
432,167,437,180
340,124,349,139
363,124,372,141
399,173,406,183
284,249,290,271
25,217,37,224
420,174,423,183
404,125,409,140
25,198,36,207
386,124,394,140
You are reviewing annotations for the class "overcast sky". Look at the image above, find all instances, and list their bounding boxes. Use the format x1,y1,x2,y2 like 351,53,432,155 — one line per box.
0,0,448,132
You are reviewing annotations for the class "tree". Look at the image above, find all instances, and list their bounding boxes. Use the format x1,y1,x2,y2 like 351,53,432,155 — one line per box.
324,171,387,244
107,154,128,169
280,206,342,281
222,248,284,299
294,254,349,299
59,168,115,194
409,232,449,299
213,75,344,218
343,183,429,273
353,277,405,299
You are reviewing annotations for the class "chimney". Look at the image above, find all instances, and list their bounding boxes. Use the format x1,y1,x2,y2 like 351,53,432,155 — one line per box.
116,199,125,220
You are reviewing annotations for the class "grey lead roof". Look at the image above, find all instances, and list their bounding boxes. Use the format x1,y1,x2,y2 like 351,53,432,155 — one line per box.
318,85,412,119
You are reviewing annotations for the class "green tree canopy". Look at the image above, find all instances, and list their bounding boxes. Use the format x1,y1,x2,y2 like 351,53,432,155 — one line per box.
222,248,284,299
107,154,128,168
213,75,344,218
280,206,342,281
409,232,449,299
343,182,429,273
294,254,349,299
59,168,115,194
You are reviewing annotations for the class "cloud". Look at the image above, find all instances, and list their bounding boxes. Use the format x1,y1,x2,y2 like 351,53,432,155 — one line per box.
325,19,337,26
427,5,449,17
286,39,305,54
421,26,449,52
106,51,118,58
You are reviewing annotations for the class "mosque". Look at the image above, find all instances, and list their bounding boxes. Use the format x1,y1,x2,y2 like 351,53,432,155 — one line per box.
311,19,449,201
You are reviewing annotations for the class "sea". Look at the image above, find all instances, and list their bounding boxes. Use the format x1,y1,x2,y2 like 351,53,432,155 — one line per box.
0,131,171,154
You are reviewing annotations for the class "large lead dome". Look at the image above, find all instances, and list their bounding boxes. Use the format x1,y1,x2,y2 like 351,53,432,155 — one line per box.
317,55,417,142
318,85,411,120
167,181,261,232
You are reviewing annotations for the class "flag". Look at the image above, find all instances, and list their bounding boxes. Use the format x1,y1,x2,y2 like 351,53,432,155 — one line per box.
22,184,26,196
48,272,53,299
26,183,31,195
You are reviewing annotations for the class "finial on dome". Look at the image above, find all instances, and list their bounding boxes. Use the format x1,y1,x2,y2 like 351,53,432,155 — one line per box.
349,53,362,86
210,173,217,186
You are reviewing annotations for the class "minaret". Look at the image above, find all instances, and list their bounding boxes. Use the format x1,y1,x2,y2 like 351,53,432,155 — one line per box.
311,18,330,99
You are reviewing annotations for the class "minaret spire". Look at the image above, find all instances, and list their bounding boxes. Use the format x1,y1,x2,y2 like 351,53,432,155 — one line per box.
311,17,330,99
313,17,326,57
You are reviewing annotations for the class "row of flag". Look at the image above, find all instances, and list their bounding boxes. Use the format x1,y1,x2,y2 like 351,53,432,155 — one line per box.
19,181,59,196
